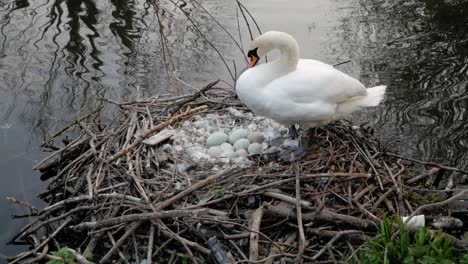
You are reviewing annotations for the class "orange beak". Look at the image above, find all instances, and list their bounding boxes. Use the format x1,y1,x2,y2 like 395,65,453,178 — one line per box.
248,56,258,68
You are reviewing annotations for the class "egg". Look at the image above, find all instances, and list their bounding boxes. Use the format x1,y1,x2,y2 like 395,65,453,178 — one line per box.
233,138,250,150
247,132,265,143
207,146,223,157
206,132,228,147
248,143,263,154
228,128,251,144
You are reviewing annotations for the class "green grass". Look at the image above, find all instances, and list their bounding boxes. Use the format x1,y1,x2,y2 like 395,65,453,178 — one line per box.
355,216,468,264
46,248,74,264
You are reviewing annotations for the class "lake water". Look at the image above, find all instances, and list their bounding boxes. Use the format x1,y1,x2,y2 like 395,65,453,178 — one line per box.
1,0,467,259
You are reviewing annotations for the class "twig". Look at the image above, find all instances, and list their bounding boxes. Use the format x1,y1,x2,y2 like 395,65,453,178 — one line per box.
249,207,264,261
10,218,72,264
384,162,405,215
156,167,237,210
106,232,129,264
386,152,468,174
147,224,155,264
407,167,440,184
100,221,143,263
71,209,206,231
294,163,306,264
332,60,351,67
311,231,361,261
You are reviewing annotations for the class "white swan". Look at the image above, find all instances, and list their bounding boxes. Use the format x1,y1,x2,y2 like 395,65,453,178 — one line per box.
236,31,386,139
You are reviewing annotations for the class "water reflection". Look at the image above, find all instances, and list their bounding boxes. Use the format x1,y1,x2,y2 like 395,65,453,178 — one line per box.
345,0,468,166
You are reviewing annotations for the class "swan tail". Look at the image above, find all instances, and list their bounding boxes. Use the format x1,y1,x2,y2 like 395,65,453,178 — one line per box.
336,85,386,117
360,85,387,107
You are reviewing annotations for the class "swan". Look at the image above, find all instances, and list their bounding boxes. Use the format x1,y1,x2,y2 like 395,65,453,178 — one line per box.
236,31,386,144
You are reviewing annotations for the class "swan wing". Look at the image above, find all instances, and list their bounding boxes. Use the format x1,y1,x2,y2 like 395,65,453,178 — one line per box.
265,60,367,105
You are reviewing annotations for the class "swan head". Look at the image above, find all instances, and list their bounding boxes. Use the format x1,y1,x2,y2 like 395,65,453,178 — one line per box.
247,31,299,68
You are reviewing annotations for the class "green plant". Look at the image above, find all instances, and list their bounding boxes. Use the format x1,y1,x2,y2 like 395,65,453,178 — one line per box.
356,216,465,264
46,248,75,264
211,188,225,198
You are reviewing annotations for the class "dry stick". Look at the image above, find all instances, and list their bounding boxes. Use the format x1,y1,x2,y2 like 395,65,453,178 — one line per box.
106,232,130,264
33,136,87,171
107,105,207,163
20,205,97,240
169,80,219,113
86,164,94,198
157,220,208,258
53,136,108,180
21,235,48,264
156,167,237,210
386,152,468,174
71,209,206,231
371,187,395,211
184,173,368,211
294,163,306,264
266,204,375,230
65,248,94,264
147,225,155,264
263,190,312,208
193,217,285,255
238,173,370,196
249,207,264,261
407,167,441,184
10,218,72,264
265,232,297,264
41,108,101,146
100,221,142,263
384,162,405,215
311,231,361,261
354,139,383,190
306,229,364,242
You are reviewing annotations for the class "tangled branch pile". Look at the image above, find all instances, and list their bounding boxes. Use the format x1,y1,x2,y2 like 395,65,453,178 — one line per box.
8,81,468,263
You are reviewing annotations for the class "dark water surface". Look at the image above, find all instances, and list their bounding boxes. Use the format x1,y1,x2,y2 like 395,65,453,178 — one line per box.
0,0,467,259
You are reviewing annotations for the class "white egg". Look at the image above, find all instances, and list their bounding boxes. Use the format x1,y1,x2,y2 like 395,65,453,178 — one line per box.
233,138,250,150
220,142,234,151
228,128,251,144
248,143,263,154
247,132,265,143
207,146,223,157
206,132,228,147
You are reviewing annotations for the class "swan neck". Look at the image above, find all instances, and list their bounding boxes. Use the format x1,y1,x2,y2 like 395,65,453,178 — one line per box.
278,46,299,70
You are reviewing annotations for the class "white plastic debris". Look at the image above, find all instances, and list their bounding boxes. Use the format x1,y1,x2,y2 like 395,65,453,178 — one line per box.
402,215,425,227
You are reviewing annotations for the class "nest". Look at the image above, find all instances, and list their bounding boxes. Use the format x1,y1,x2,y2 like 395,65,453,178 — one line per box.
8,80,468,263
